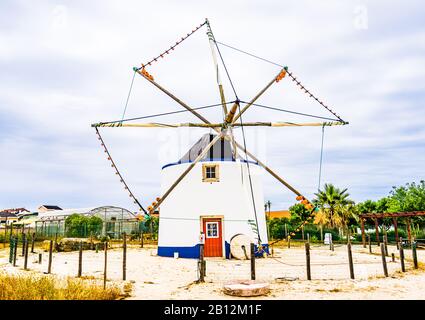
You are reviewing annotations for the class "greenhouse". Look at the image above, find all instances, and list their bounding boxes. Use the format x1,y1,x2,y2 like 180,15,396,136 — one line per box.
34,206,141,239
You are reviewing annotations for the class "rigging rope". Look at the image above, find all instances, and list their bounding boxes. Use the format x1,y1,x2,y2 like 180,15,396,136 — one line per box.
210,31,239,101
121,70,137,122
237,101,262,244
95,102,229,126
215,40,346,123
95,127,147,214
242,101,340,122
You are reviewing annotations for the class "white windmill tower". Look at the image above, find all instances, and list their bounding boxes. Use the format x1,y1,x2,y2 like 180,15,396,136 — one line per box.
92,19,347,259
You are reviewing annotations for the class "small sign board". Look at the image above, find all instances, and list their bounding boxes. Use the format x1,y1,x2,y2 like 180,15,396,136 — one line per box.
324,233,332,245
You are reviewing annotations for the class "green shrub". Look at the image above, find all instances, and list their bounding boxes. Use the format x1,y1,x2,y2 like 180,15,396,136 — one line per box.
65,214,103,238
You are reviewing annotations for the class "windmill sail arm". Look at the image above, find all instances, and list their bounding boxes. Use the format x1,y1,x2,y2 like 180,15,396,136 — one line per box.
205,18,228,115
136,69,212,125
233,140,303,197
150,131,225,213
232,68,287,124
232,121,346,127
92,122,224,128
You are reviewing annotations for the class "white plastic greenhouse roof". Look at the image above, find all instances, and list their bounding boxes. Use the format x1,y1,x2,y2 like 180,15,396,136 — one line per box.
37,206,136,221
38,207,97,219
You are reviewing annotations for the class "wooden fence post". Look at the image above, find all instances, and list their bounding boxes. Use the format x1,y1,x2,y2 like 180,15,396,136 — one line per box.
13,237,18,267
368,234,372,254
374,218,380,245
399,240,405,272
8,236,14,263
287,236,291,249
384,234,388,257
77,241,83,277
24,238,29,270
392,253,395,262
3,220,7,248
123,232,127,281
250,243,256,281
412,242,418,269
347,243,355,279
104,241,108,289
31,232,35,253
199,244,205,282
305,242,311,280
361,219,366,248
21,233,26,257
47,240,53,274
38,253,42,264
380,243,388,277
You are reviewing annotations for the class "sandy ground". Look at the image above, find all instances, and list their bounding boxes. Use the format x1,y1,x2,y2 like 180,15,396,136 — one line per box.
0,242,424,300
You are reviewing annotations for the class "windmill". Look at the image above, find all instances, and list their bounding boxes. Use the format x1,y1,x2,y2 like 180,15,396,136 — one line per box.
92,19,347,259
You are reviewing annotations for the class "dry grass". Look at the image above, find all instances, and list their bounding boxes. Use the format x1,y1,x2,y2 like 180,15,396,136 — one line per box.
0,272,125,300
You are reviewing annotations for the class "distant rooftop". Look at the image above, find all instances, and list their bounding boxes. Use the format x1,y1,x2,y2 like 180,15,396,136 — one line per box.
1,208,29,213
38,205,62,210
0,212,18,218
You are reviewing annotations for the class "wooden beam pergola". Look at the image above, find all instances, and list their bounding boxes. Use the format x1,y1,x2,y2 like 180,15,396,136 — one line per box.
359,211,425,219
359,211,425,245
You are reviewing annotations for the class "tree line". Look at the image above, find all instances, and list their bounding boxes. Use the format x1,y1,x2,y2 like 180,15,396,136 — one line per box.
267,180,425,241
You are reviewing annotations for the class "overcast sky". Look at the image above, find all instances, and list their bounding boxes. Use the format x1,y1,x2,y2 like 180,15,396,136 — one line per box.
1,0,424,212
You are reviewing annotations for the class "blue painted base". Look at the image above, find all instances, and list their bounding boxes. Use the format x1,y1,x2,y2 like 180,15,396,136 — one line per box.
157,242,270,259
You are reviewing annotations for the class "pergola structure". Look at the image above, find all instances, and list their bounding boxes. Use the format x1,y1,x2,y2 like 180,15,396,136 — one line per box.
359,211,425,245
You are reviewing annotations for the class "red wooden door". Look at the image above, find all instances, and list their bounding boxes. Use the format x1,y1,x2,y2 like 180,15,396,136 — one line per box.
203,218,223,257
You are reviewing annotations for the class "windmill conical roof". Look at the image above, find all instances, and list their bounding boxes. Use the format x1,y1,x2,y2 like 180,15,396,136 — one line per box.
178,133,236,163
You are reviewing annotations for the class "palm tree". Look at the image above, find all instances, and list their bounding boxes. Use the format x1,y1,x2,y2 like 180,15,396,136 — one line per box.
314,183,356,229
